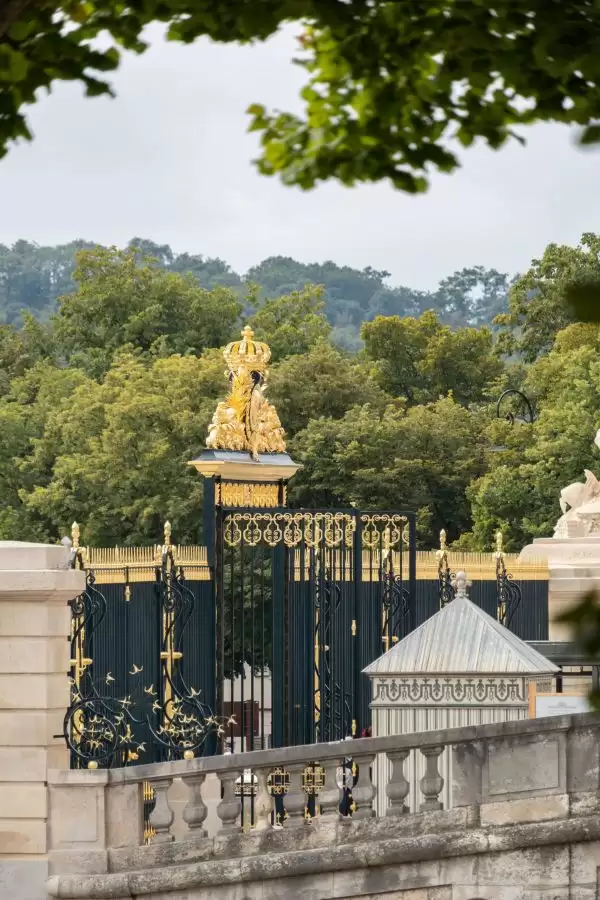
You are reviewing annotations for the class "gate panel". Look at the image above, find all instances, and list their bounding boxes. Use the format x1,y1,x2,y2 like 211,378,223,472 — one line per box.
65,542,218,769
217,508,417,750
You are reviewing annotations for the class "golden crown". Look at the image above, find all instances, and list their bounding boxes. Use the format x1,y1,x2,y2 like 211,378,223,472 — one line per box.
223,326,271,373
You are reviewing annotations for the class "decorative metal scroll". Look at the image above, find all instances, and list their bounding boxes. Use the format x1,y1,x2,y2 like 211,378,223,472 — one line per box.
64,544,223,769
360,514,408,550
314,559,352,742
223,510,411,551
223,511,356,549
436,529,455,608
381,547,411,650
495,530,521,628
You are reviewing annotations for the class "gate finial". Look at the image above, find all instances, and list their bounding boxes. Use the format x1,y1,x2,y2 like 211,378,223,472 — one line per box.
451,570,471,598
71,521,80,550
164,520,172,548
495,528,504,558
205,326,286,461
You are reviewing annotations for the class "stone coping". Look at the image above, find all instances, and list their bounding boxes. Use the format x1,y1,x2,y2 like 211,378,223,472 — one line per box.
46,810,600,899
0,541,73,571
61,711,600,786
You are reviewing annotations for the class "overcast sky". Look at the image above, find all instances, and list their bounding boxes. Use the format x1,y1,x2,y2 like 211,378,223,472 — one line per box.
1,25,599,290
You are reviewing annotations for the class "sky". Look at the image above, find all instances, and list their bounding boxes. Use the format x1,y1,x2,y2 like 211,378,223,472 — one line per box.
1,25,600,290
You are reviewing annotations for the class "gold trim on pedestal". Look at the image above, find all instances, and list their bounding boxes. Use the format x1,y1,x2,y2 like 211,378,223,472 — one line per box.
218,482,280,508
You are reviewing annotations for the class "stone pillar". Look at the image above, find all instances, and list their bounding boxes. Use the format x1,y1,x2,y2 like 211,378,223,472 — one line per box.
0,541,84,900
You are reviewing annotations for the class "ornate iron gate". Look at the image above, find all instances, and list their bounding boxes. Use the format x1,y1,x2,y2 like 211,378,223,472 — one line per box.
215,508,417,751
64,528,217,769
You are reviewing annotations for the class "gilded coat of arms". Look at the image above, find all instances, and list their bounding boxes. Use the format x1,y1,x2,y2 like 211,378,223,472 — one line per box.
206,326,286,461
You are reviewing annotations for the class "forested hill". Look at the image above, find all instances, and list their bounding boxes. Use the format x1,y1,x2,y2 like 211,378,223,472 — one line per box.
0,238,510,346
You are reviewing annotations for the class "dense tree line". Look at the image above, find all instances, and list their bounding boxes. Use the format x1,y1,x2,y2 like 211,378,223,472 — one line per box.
0,238,510,349
0,235,597,552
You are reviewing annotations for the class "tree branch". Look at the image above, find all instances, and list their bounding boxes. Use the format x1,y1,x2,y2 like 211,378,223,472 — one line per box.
0,0,36,41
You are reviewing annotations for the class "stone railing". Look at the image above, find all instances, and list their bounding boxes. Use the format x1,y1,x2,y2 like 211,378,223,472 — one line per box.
47,711,600,892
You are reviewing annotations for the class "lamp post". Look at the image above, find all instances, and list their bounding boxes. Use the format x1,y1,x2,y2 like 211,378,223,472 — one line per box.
496,389,536,426
487,390,536,454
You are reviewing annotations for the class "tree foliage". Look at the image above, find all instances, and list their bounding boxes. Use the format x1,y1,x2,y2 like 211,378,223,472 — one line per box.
3,231,600,561
3,2,600,191
495,234,600,362
362,311,503,405
53,246,243,377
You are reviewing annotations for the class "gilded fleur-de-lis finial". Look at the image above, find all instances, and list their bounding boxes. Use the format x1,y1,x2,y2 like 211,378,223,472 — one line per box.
164,520,172,548
71,521,80,550
495,528,504,558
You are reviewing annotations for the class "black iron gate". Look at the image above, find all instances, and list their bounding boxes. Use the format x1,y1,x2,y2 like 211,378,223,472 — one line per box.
64,537,217,770
214,509,417,752
63,519,549,772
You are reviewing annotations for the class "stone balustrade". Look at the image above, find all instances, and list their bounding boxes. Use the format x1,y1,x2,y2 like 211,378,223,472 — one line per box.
47,711,600,898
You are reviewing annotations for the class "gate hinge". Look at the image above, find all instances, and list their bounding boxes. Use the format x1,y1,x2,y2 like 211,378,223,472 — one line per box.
351,620,357,637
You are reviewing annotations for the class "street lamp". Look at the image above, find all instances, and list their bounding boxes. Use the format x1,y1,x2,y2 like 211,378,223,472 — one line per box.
488,389,536,454
496,389,536,426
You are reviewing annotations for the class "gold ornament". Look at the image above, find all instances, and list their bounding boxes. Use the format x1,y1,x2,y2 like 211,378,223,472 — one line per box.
206,326,286,461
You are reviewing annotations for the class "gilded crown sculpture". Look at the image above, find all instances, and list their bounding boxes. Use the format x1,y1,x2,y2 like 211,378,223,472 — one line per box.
206,326,286,462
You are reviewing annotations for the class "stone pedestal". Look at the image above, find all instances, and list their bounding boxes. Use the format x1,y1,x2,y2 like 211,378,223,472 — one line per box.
0,542,84,900
520,537,600,641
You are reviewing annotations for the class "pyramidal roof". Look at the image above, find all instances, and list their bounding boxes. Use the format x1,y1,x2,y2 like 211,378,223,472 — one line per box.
363,594,558,676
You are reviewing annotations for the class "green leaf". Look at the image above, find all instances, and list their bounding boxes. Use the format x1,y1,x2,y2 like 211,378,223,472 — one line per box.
579,124,600,146
8,20,37,41
564,279,600,323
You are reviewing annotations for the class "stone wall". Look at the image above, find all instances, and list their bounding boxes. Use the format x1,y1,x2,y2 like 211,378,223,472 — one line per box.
46,713,600,900
0,542,84,900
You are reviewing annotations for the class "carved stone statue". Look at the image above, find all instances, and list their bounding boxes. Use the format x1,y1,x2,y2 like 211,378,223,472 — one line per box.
206,326,286,461
554,429,600,538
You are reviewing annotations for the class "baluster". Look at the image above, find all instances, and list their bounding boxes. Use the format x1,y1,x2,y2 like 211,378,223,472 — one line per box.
318,760,341,819
148,777,174,843
419,745,444,811
284,763,308,827
182,774,208,835
217,770,242,833
386,749,410,816
253,767,273,831
351,754,376,819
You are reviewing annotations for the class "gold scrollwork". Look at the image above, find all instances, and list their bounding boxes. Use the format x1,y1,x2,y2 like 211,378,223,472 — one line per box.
360,514,408,550
262,516,282,547
282,513,304,548
242,517,262,547
223,515,243,547
222,511,356,549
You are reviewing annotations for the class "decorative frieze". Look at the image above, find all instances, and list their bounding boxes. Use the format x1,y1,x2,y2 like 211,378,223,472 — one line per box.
372,676,527,706
218,481,280,508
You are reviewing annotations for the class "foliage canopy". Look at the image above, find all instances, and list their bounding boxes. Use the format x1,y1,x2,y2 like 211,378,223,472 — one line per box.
2,233,600,554
3,1,600,190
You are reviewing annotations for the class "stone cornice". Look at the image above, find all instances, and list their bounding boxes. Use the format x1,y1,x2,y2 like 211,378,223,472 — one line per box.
46,808,600,899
